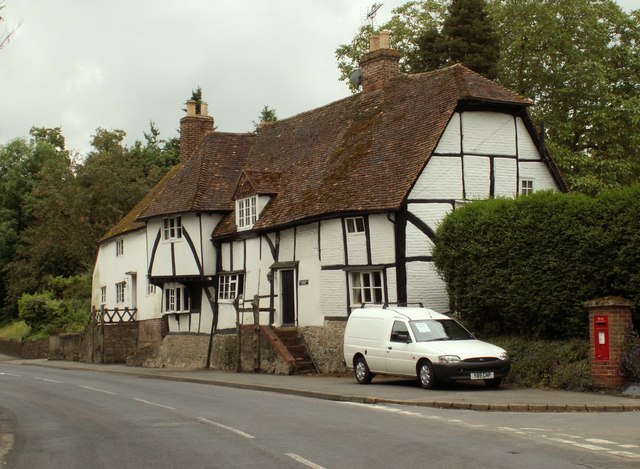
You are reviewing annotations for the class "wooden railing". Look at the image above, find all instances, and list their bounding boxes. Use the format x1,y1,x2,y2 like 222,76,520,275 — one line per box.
92,305,137,324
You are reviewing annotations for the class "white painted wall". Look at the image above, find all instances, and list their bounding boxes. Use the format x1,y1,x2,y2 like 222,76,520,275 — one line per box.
462,112,516,156
91,229,162,321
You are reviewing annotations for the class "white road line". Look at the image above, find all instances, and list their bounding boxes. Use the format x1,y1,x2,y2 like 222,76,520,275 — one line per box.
285,453,326,469
0,372,21,377
553,433,582,439
133,398,175,411
585,438,618,445
619,444,640,449
34,377,64,384
197,417,254,439
78,385,117,395
520,427,551,432
608,451,640,458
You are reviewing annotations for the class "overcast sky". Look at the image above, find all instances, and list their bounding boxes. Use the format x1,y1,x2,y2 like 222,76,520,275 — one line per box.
1,1,637,156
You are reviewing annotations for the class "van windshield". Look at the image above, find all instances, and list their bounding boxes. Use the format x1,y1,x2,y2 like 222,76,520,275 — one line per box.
409,319,474,342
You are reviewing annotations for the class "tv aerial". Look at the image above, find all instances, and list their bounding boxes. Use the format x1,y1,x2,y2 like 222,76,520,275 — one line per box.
366,3,383,28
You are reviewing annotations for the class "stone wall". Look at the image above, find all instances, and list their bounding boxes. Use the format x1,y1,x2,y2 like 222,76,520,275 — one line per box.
299,319,349,374
49,334,81,361
102,323,138,363
0,339,48,358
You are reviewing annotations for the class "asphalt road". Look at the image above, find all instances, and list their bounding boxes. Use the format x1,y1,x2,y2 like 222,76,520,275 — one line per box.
1,363,639,468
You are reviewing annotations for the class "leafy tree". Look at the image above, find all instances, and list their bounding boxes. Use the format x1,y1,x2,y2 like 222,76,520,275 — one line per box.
130,121,179,179
252,105,278,131
417,0,499,78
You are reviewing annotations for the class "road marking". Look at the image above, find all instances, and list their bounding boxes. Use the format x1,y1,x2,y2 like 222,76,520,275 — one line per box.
619,444,640,449
0,372,21,377
78,385,117,395
133,398,175,411
285,453,326,469
34,377,64,384
608,451,640,458
520,427,551,431
585,438,617,445
197,417,254,439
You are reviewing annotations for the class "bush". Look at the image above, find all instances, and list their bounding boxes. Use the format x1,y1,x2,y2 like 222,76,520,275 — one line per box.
490,337,591,391
433,185,640,339
620,325,640,383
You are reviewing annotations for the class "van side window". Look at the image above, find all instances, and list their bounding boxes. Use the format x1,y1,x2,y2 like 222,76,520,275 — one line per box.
390,321,411,343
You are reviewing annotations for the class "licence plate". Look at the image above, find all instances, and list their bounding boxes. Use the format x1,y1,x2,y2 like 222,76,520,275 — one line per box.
470,371,494,380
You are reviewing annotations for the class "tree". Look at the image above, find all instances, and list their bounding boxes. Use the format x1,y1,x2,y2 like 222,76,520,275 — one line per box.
0,1,18,50
421,0,499,78
252,105,278,132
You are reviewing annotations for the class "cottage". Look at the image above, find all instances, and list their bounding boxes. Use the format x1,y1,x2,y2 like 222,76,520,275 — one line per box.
91,33,565,366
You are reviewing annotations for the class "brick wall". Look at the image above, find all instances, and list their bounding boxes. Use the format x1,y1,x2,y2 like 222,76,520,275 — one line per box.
179,114,214,163
49,334,81,361
138,318,166,343
586,296,633,389
102,323,138,363
0,339,48,358
360,48,401,93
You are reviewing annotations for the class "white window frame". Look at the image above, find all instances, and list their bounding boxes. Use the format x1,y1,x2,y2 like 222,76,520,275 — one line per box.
115,282,126,304
521,179,534,196
115,239,124,256
100,286,107,305
350,271,384,305
163,216,183,241
146,278,156,296
164,284,190,314
236,196,258,229
345,217,365,234
218,273,244,301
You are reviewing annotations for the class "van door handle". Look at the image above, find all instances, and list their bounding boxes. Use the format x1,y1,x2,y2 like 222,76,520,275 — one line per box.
388,347,392,350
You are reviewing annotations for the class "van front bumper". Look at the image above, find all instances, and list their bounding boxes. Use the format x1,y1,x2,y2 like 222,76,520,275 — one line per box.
432,359,511,382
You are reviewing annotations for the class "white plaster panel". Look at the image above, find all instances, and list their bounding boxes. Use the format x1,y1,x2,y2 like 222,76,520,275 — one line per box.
406,223,435,258
295,223,319,262
434,112,461,154
231,240,245,271
519,161,560,192
409,156,463,200
346,229,367,265
220,243,231,272
516,117,540,160
408,203,453,233
463,155,490,199
462,112,516,156
278,227,295,261
369,214,396,265
385,267,398,305
494,158,518,198
406,262,449,313
320,270,347,317
320,219,344,265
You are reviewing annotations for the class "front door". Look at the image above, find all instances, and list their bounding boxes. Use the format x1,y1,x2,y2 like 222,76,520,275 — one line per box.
280,270,295,326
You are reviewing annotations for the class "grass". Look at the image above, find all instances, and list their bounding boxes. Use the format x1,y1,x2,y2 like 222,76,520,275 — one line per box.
0,320,31,341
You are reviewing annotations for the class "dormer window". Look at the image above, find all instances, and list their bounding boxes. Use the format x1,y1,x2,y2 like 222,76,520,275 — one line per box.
163,216,182,240
237,195,257,229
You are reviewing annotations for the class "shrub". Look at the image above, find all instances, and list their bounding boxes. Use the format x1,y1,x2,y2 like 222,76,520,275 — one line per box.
620,324,640,383
489,336,591,391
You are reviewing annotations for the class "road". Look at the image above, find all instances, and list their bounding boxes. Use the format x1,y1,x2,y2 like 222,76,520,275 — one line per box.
1,362,639,468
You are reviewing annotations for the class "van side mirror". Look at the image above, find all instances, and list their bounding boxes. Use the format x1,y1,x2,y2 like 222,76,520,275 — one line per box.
391,331,411,343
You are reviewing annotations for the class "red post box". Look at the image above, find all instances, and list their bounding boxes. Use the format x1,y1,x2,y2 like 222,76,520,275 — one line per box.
593,315,609,361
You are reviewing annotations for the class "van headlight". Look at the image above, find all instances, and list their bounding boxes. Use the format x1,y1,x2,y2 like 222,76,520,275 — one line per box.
438,355,461,363
499,351,509,361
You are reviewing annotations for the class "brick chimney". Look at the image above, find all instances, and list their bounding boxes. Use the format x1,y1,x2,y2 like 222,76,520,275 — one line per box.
359,31,401,93
179,99,214,163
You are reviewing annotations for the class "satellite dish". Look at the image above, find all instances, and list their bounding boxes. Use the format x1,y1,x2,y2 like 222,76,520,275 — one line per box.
349,69,362,88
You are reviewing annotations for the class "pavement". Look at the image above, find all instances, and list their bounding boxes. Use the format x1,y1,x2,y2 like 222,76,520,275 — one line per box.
2,356,639,413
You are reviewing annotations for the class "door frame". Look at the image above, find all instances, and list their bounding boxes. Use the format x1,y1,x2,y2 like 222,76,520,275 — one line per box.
279,269,297,326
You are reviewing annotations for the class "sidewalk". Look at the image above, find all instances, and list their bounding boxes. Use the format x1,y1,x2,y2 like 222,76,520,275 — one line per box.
6,358,640,412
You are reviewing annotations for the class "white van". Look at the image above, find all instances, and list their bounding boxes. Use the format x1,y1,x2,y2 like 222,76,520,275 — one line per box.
343,306,510,389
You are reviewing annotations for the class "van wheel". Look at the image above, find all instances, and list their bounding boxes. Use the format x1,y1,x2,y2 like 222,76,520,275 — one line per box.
418,361,436,389
354,357,373,384
484,377,502,388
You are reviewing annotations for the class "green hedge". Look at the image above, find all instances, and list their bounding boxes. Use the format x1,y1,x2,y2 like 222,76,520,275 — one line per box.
433,185,640,339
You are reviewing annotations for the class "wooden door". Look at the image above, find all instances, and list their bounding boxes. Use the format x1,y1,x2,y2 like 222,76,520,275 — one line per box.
280,270,295,326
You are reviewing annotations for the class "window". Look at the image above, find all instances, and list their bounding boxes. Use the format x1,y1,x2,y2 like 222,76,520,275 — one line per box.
146,278,156,295
164,285,191,313
390,320,411,343
218,273,245,300
115,239,124,256
236,196,257,229
346,217,365,234
350,271,384,305
100,286,107,305
521,179,534,195
116,282,126,304
163,216,182,240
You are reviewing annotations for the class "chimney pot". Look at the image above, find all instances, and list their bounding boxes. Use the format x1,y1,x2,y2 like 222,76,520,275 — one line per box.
201,102,208,116
186,100,196,116
369,33,380,52
379,30,390,49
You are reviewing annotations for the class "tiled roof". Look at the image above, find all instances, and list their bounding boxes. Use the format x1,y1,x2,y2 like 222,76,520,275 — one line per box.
138,132,255,219
213,64,536,237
